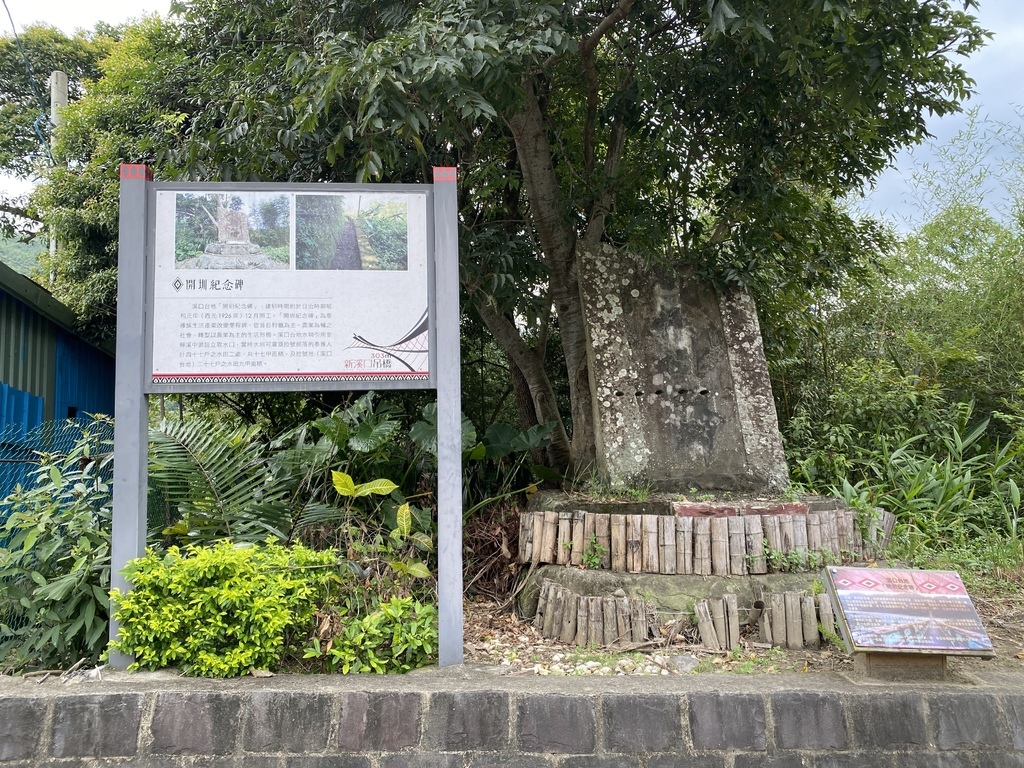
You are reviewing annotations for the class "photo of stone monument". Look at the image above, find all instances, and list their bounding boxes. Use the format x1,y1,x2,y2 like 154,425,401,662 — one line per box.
174,192,290,269
295,193,408,271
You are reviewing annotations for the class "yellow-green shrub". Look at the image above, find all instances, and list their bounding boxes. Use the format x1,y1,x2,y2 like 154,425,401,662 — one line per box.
110,541,337,677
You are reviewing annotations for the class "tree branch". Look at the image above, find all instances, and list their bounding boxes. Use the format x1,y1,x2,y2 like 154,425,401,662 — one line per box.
579,0,637,58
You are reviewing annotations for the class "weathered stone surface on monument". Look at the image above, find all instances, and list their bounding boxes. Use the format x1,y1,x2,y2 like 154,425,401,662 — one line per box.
578,243,788,491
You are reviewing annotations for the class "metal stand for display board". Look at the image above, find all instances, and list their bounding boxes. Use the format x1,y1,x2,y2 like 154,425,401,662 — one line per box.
110,165,463,668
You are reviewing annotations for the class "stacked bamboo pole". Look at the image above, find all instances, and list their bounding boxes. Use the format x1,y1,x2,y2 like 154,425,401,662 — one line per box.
517,507,897,575
533,578,651,647
755,590,841,650
693,595,744,651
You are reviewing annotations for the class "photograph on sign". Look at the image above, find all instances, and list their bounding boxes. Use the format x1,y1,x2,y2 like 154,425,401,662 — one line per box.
825,566,993,655
295,194,408,271
149,188,430,387
174,192,290,270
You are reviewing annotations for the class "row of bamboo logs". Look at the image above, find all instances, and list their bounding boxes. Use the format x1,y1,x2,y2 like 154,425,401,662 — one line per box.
533,579,652,647
695,591,838,651
518,508,896,575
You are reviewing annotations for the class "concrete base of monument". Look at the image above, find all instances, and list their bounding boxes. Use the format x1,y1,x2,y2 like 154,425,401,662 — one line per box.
854,651,950,681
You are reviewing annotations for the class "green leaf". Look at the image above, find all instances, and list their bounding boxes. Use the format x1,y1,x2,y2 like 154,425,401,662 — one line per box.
396,502,412,538
332,471,357,497
352,478,398,497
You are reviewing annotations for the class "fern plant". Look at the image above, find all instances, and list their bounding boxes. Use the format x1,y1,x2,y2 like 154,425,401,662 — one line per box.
151,417,292,543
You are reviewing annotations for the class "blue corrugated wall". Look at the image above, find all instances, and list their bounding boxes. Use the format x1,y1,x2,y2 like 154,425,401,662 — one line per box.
0,286,114,427
54,331,115,420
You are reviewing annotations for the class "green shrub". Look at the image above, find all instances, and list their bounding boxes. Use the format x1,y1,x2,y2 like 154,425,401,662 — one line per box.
110,541,338,677
304,596,437,673
0,420,113,670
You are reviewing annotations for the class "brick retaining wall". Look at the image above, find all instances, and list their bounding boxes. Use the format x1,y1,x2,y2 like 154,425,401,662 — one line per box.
1,670,1021,767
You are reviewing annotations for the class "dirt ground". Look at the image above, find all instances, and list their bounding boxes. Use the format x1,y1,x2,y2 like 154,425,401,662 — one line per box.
461,582,1024,677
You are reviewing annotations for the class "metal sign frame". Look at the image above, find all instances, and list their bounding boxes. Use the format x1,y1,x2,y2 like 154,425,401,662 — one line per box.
110,164,463,668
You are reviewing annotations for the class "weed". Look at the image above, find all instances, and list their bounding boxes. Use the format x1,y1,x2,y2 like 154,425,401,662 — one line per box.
582,534,608,569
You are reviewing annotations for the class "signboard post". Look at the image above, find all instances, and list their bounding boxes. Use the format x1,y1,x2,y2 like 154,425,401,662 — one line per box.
111,166,464,667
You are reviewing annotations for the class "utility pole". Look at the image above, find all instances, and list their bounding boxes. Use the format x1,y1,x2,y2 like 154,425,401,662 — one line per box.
48,70,67,279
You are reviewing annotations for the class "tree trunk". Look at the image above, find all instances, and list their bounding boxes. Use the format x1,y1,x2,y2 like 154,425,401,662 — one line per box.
474,296,573,475
506,77,597,478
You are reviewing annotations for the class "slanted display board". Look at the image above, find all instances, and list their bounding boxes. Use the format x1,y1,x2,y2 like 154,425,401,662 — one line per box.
824,566,993,656
112,166,463,668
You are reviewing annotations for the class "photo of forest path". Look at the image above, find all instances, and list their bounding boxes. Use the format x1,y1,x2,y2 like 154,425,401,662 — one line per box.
297,194,408,271
175,192,289,270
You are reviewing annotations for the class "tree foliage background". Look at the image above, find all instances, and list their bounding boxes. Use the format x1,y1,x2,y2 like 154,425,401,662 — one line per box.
0,0,992,480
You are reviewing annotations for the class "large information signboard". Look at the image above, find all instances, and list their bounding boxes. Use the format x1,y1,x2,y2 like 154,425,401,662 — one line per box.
147,185,433,391
112,167,463,669
825,566,993,656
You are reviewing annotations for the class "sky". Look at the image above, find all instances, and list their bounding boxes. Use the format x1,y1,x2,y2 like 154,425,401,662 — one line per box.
2,0,1023,229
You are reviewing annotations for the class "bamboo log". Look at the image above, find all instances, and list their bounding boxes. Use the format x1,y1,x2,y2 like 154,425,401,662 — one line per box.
596,514,612,569
880,509,896,549
802,595,820,649
763,515,782,568
745,515,767,574
588,597,604,647
822,514,840,560
544,586,562,638
779,514,795,556
519,512,533,564
695,600,721,651
627,515,643,573
852,511,865,559
724,593,741,650
676,516,694,574
534,580,551,628
571,510,586,566
806,511,822,554
642,515,660,573
711,517,730,576
693,517,712,576
603,597,619,645
560,593,579,643
531,512,545,565
541,510,559,563
792,515,809,569
835,508,849,556
583,512,597,561
728,516,747,575
630,600,647,643
616,597,630,647
710,598,728,648
784,592,804,650
755,600,773,645
574,597,589,646
556,511,572,565
816,592,835,639
844,509,858,559
610,514,627,572
660,516,677,574
769,592,787,648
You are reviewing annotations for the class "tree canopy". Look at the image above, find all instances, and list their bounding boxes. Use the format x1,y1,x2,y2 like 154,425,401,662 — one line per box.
14,0,986,475
0,24,115,237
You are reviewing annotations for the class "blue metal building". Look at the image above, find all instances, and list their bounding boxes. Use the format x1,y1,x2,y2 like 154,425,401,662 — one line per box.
0,261,114,499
